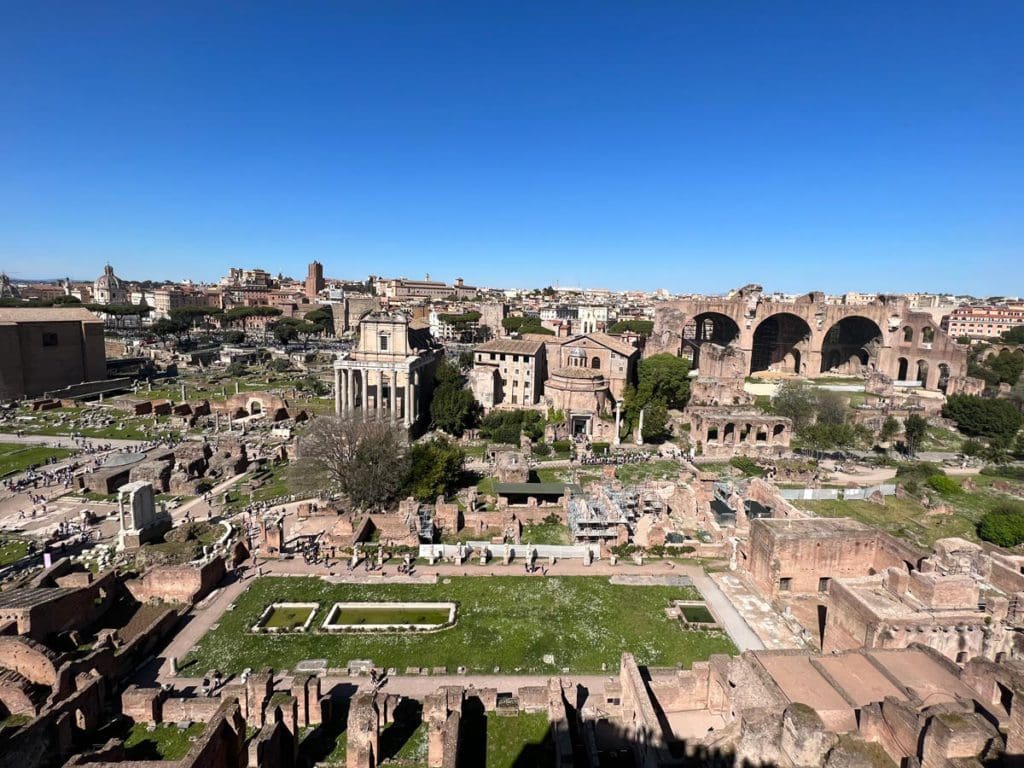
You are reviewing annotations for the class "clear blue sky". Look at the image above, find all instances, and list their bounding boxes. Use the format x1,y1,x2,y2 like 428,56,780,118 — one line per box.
1,1,1021,294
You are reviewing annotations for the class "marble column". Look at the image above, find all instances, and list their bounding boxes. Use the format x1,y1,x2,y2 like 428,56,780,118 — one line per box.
389,371,397,423
361,369,369,419
405,374,413,426
334,367,342,415
613,400,621,446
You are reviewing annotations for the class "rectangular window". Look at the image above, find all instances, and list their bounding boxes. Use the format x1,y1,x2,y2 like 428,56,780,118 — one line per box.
378,334,389,351
818,577,831,593
42,332,58,347
779,577,792,592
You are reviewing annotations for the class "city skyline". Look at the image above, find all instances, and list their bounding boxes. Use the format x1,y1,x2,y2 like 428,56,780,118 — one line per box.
2,2,1022,294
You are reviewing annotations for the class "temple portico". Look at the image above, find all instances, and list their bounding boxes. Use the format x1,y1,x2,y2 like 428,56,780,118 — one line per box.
333,311,439,429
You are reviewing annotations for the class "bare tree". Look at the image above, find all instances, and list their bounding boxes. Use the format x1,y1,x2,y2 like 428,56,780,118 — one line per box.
290,415,409,511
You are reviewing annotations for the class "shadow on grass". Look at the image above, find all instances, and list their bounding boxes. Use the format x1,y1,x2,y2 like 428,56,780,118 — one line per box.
379,698,424,761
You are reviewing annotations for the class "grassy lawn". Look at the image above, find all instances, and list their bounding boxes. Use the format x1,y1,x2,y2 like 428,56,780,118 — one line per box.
792,474,1024,549
521,515,571,546
920,426,963,452
124,723,204,760
615,459,682,485
184,576,735,675
0,538,31,567
485,712,553,768
0,442,75,477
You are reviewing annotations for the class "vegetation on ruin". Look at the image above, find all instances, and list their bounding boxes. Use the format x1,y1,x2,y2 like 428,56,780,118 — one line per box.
521,513,572,545
0,442,75,477
123,722,204,761
797,473,1024,548
184,576,735,675
614,459,683,485
483,712,554,768
728,456,765,477
478,409,545,444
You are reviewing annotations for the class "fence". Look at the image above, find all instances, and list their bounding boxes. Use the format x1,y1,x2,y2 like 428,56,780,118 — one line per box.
779,484,897,501
419,542,600,561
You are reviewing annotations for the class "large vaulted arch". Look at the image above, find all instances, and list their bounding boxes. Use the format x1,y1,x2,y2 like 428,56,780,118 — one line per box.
820,316,884,374
682,312,741,370
750,313,812,374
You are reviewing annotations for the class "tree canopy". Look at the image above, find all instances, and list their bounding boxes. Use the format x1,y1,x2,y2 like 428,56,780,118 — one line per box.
478,409,544,444
405,438,466,502
978,502,1024,548
290,416,410,511
429,359,480,436
942,395,1024,440
502,316,554,336
969,348,1024,387
607,320,654,337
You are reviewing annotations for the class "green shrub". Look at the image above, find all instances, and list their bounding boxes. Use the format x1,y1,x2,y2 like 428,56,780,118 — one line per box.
961,439,985,457
729,456,765,477
896,462,944,483
978,503,1024,548
926,475,961,495
551,440,571,454
591,441,610,454
532,443,551,456
478,409,544,443
942,394,1024,440
981,465,1024,481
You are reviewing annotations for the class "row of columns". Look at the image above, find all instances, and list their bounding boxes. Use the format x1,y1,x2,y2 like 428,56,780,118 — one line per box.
334,366,420,427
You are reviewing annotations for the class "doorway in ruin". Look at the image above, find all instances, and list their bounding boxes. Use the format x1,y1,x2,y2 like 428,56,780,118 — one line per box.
750,313,811,374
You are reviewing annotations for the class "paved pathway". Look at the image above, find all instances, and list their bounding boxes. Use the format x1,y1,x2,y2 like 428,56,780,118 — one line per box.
0,432,145,450
709,571,806,650
676,565,765,652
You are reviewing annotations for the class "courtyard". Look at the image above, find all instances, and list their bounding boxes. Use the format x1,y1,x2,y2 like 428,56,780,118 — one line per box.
184,575,736,676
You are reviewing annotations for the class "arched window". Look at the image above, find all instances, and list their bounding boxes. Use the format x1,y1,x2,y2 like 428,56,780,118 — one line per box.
591,356,600,369
903,327,914,343
922,327,935,344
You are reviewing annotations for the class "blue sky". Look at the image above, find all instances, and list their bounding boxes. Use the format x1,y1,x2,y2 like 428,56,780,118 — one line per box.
1,1,1021,294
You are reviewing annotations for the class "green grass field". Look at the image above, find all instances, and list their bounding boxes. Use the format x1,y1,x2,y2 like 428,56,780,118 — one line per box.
0,442,75,477
521,516,571,545
184,576,735,676
615,460,683,485
793,474,1024,548
0,538,31,568
124,723,204,760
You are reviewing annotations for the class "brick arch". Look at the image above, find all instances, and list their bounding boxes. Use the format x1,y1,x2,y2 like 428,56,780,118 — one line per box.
750,313,812,374
0,636,61,687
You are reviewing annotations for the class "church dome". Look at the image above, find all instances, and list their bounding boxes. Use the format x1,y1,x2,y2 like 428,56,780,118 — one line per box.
95,264,122,290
